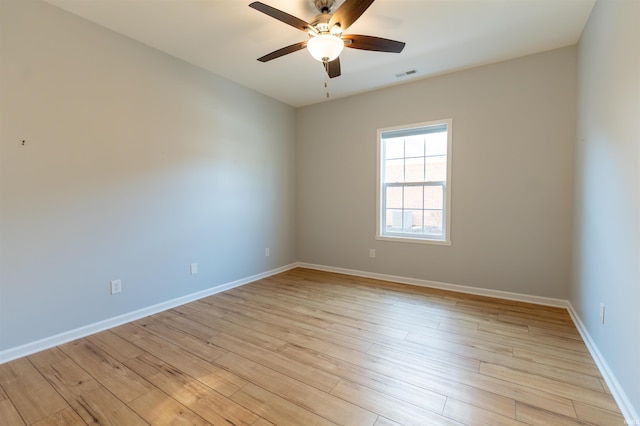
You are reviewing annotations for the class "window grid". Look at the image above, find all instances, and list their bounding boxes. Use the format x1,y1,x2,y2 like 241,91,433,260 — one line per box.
377,119,451,244
383,182,445,237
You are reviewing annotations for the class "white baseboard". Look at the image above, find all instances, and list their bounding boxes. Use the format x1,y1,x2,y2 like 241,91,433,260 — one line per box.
298,262,638,424
297,262,569,308
566,303,640,424
0,263,298,364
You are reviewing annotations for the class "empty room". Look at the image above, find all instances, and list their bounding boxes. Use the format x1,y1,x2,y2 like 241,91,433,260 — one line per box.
0,0,638,424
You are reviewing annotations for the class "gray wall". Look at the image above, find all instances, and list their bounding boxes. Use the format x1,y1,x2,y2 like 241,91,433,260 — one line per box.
573,0,640,416
296,47,577,299
0,0,296,351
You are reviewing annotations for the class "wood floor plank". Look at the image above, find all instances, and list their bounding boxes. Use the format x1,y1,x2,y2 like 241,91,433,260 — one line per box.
599,378,612,395
59,338,154,403
512,348,601,377
202,294,333,330
477,318,529,339
330,379,458,425
411,321,594,364
28,347,71,370
230,383,338,426
125,352,258,425
417,324,515,355
0,398,26,425
455,299,572,324
479,362,619,412
187,293,375,353
325,339,579,419
463,368,579,419
161,306,301,353
134,315,228,362
515,402,588,425
207,332,342,393
528,324,582,341
442,398,529,426
155,309,221,341
497,312,578,332
176,303,290,351
227,285,413,340
283,341,517,419
215,351,379,425
373,337,604,392
276,342,454,417
38,356,147,425
31,407,86,426
253,419,278,426
86,329,146,360
573,401,627,425
0,268,623,426
113,323,247,397
373,417,404,426
128,388,209,425
367,341,482,374
0,383,8,400
325,342,468,386
326,322,410,348
0,358,69,424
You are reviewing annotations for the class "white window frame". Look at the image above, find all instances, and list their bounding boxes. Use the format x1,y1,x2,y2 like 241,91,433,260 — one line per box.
376,118,453,245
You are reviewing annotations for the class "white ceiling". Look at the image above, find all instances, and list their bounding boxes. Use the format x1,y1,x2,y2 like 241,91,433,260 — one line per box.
43,0,595,107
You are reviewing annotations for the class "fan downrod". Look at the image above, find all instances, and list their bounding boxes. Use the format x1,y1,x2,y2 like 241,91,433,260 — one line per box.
314,0,336,14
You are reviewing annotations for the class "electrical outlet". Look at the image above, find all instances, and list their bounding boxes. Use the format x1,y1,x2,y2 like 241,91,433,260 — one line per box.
600,303,605,324
265,248,270,257
110,280,122,295
369,249,376,258
190,263,198,275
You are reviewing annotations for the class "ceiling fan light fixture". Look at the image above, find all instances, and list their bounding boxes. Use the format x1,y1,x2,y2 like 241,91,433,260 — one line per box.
307,34,344,62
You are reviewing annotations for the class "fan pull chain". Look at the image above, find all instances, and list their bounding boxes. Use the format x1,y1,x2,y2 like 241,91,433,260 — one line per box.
323,61,330,99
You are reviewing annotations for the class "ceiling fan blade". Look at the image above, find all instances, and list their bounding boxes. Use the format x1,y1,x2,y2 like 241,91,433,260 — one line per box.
258,41,308,62
249,2,312,32
329,0,375,31
324,57,341,78
343,34,405,53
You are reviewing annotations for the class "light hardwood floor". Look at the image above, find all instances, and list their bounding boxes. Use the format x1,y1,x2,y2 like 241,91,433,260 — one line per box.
0,268,626,425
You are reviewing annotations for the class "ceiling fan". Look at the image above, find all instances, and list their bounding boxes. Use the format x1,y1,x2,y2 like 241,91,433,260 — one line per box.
249,0,406,78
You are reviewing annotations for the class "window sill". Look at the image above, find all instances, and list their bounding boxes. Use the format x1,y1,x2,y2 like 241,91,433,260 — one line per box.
375,235,452,246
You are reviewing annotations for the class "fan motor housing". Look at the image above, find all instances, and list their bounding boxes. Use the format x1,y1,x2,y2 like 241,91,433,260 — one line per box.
310,13,331,32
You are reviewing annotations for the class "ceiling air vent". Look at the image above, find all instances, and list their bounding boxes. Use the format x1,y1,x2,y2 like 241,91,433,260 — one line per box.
395,69,417,78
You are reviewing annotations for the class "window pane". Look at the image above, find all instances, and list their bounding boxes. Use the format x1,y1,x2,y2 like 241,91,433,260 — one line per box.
425,186,443,209
386,209,403,231
411,210,424,234
405,136,424,158
405,157,424,182
386,186,403,209
424,210,443,236
404,186,423,209
407,210,423,233
425,132,447,156
385,138,404,159
426,155,447,181
385,159,404,183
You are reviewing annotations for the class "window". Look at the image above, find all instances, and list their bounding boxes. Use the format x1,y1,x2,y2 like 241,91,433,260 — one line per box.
377,119,452,245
